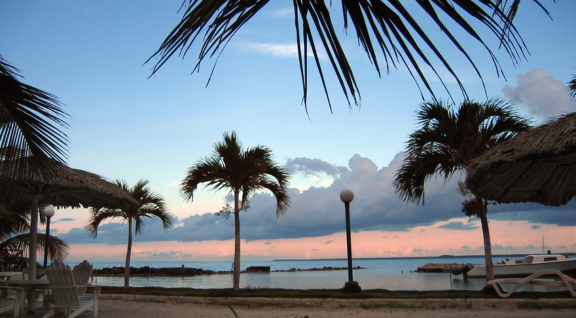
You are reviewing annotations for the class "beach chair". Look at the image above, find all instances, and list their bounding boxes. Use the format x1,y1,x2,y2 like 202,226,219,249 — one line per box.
43,259,100,318
0,286,24,318
72,261,93,296
487,269,576,297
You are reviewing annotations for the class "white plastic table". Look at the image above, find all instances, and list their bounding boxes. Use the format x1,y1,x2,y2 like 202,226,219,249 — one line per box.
1,279,50,314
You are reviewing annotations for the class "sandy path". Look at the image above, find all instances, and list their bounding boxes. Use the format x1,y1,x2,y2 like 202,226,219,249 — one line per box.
6,299,573,318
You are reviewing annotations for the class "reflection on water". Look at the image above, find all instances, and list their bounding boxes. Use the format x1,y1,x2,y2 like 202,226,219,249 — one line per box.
86,257,572,293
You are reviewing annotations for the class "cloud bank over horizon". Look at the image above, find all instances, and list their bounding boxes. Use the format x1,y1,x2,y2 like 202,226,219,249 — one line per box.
58,153,576,246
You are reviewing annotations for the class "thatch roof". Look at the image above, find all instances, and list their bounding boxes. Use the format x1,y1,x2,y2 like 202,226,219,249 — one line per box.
0,157,138,209
466,112,576,206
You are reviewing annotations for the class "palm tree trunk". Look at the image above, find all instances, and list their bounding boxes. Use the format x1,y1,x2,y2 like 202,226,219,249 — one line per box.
125,219,133,288
478,198,495,283
233,190,241,291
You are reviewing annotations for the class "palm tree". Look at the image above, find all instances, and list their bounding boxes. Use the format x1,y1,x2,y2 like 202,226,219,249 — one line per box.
0,204,69,270
85,179,174,288
147,1,550,110
569,74,576,100
393,98,530,283
0,56,69,178
181,131,290,290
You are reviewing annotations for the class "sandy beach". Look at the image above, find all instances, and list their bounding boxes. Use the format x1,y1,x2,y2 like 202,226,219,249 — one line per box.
3,297,576,318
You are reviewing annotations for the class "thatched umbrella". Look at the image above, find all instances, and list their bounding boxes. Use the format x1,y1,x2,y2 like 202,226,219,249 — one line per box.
466,112,576,207
0,157,138,280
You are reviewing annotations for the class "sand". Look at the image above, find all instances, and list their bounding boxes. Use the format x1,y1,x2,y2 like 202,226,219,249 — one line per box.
4,299,575,318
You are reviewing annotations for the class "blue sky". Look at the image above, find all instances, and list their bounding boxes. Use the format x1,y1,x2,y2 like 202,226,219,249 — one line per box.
1,1,575,261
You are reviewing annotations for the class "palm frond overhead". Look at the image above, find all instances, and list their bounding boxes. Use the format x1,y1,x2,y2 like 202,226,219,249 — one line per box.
0,56,69,178
148,0,549,111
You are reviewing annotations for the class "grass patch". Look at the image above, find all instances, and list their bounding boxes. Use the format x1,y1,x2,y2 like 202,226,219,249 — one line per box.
97,287,574,299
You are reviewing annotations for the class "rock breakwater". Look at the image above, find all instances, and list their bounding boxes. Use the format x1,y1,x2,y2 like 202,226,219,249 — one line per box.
92,265,365,277
416,263,464,273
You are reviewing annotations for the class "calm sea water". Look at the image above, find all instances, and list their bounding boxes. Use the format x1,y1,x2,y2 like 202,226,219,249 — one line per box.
66,255,574,293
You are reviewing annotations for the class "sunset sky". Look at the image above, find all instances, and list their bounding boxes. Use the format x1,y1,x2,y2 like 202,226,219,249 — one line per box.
1,1,575,262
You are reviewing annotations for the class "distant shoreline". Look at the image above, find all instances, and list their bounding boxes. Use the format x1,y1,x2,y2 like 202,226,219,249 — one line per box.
273,253,576,262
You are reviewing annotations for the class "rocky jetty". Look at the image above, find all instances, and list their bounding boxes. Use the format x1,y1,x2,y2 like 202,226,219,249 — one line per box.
92,265,365,277
92,266,217,277
416,263,463,273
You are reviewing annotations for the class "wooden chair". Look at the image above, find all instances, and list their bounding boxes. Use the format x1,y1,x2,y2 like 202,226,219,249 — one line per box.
72,261,93,297
488,269,576,297
0,286,24,318
43,259,100,318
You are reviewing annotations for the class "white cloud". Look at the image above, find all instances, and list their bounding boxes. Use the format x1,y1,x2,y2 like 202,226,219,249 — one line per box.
272,7,293,18
502,68,576,119
244,43,326,60
58,153,576,244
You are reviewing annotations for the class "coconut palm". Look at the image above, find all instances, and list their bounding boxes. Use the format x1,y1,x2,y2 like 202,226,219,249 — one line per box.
148,1,550,110
181,131,290,290
0,204,69,270
569,74,576,100
86,179,174,288
393,98,530,283
0,56,69,178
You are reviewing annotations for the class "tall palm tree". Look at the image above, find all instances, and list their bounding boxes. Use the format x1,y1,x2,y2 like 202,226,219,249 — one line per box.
0,56,69,178
393,98,530,283
0,204,69,270
148,1,549,110
181,131,290,290
85,180,174,288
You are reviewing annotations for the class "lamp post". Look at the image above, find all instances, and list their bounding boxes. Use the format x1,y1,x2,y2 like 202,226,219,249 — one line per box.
42,206,55,268
340,189,361,292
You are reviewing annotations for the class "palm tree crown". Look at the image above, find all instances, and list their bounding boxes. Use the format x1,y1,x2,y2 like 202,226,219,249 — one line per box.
86,179,173,287
181,131,290,290
393,98,530,283
394,98,531,203
181,131,290,215
0,56,69,178
569,74,576,100
0,204,69,270
148,1,549,110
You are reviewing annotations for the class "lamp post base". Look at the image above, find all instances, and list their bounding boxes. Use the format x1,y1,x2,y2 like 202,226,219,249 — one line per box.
343,281,362,293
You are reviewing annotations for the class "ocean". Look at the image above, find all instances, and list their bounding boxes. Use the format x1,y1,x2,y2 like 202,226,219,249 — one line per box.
68,255,573,292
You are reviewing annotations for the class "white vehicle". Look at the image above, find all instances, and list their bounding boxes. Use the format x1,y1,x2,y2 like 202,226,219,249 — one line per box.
463,254,576,278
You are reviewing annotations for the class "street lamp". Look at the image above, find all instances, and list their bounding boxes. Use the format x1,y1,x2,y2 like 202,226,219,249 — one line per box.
340,189,361,292
42,206,55,268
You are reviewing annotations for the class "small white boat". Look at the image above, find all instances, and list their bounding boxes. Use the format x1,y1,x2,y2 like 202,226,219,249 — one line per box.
463,254,576,278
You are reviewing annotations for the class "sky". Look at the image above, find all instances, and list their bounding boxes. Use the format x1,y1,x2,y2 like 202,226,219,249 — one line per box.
1,1,575,263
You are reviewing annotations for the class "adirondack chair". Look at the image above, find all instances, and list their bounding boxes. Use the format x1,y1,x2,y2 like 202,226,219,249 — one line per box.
0,286,24,318
72,261,93,297
488,269,576,297
43,260,100,318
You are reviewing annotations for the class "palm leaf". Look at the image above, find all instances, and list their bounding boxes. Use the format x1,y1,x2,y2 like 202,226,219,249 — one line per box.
0,56,69,178
568,74,576,100
148,0,549,109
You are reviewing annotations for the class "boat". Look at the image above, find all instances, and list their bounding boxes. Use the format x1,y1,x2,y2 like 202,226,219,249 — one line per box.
460,254,576,278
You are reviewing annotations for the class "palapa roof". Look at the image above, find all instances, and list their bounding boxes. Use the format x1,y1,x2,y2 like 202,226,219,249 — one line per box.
0,157,138,209
466,112,576,207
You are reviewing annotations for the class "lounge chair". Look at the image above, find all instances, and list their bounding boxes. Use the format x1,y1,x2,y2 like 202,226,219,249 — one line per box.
0,286,24,318
487,269,576,297
43,259,100,318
